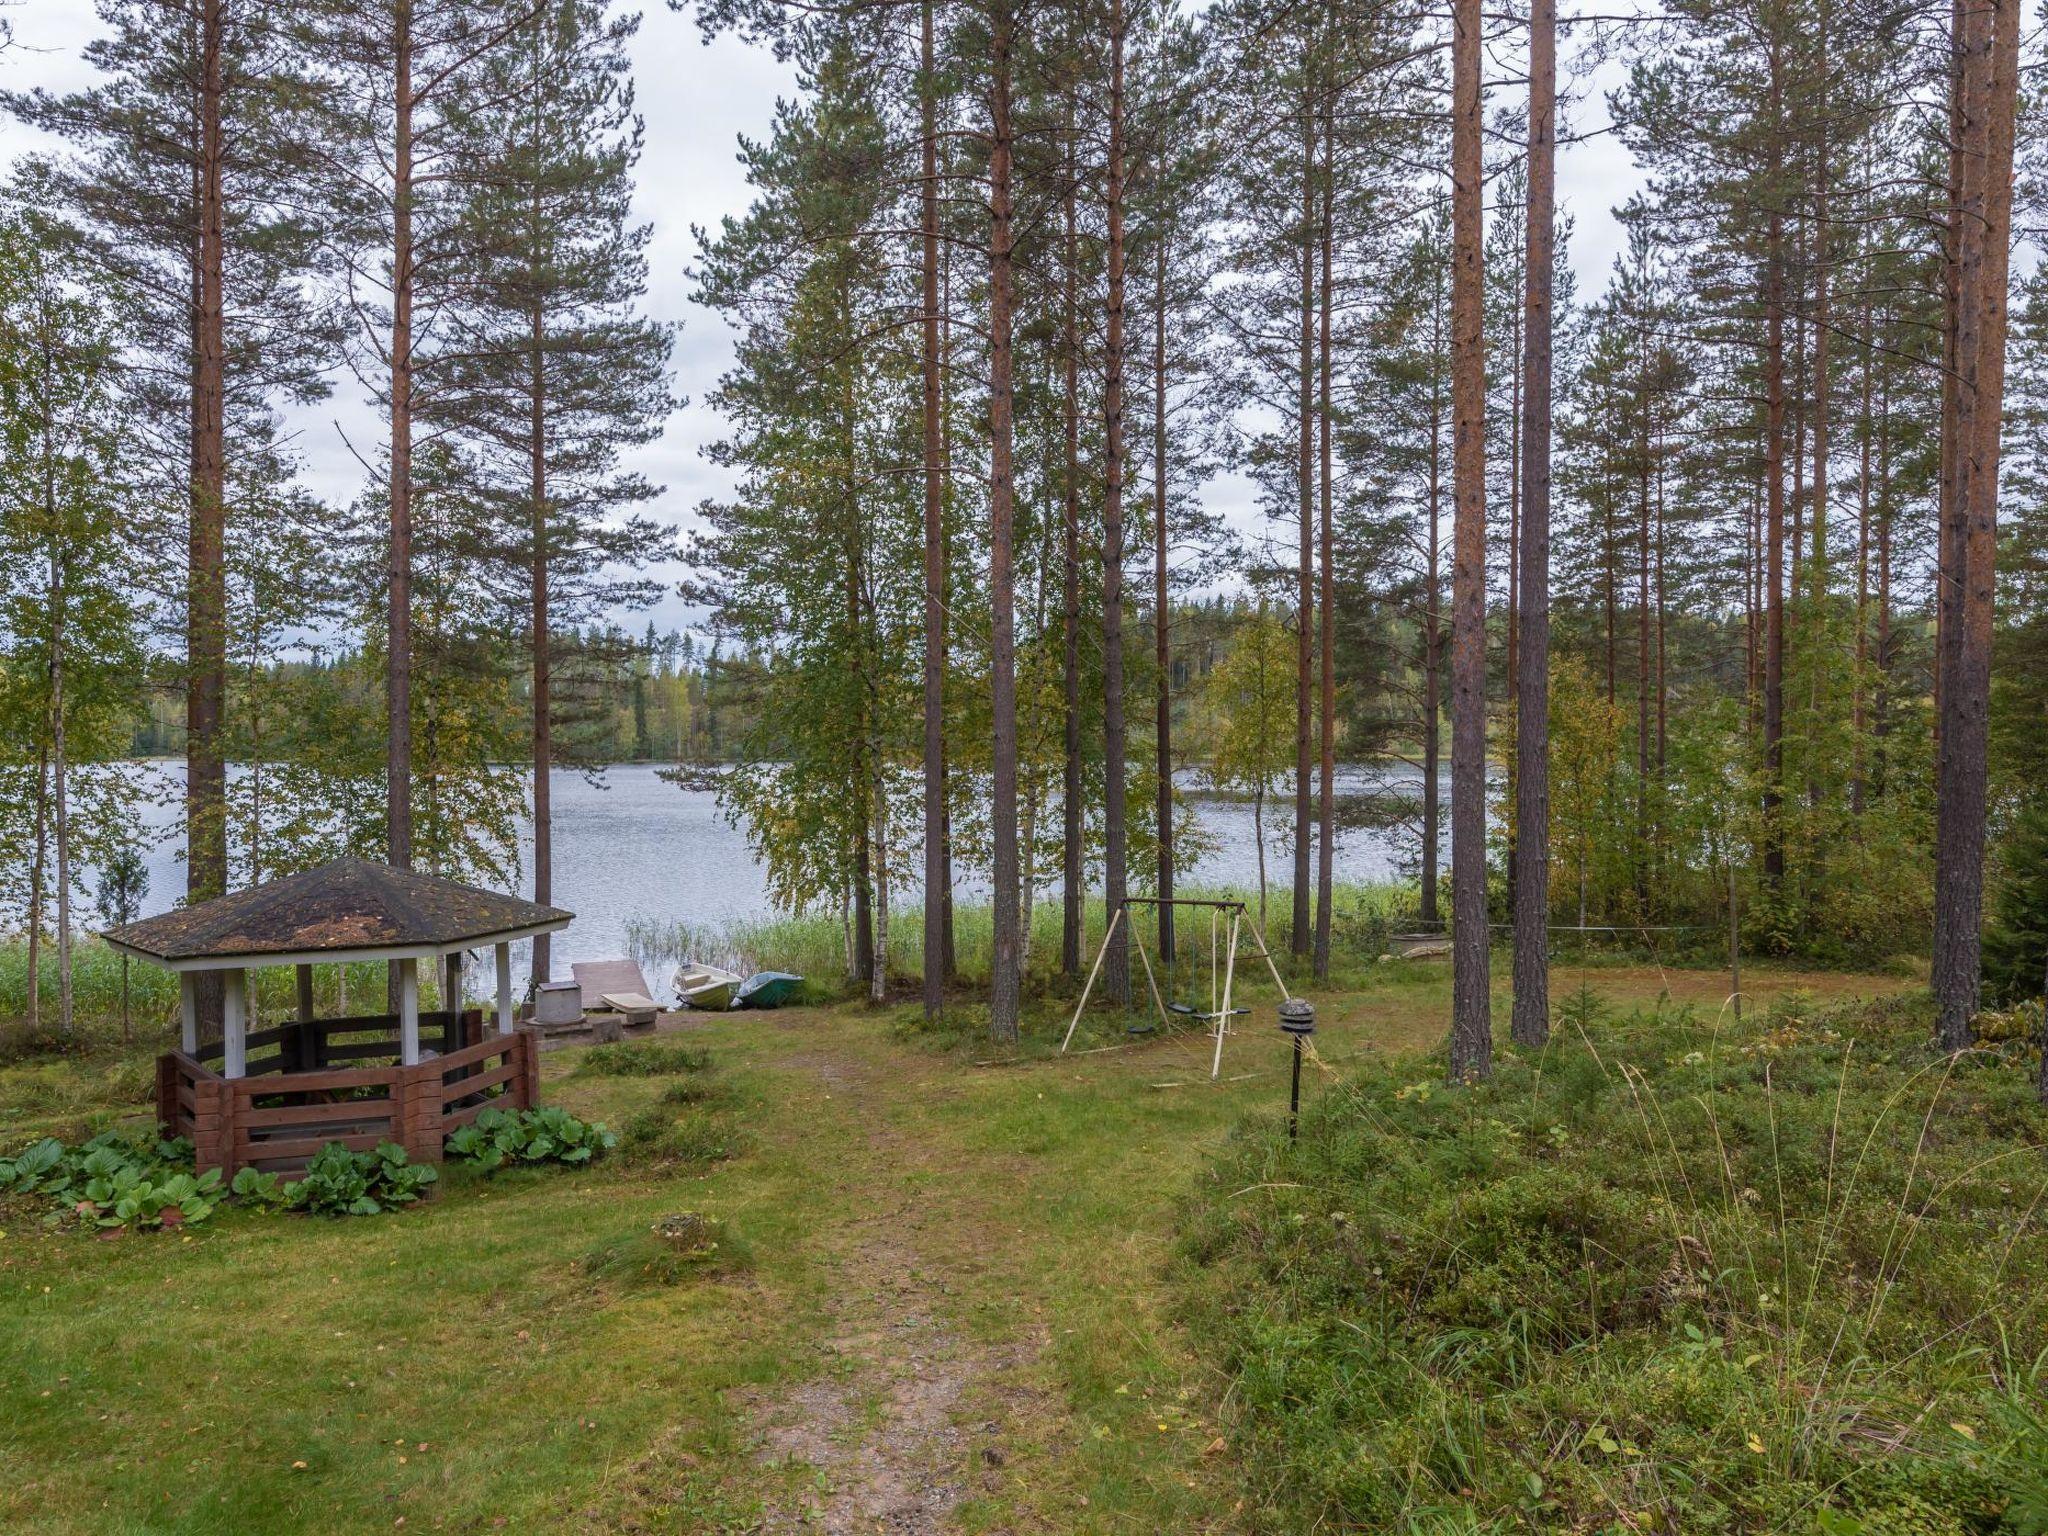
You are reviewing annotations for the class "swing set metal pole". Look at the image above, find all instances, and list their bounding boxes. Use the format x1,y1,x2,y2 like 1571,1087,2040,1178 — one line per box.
1210,909,1241,1080
1132,916,1172,1031
1243,910,1293,1000
1060,903,1126,1053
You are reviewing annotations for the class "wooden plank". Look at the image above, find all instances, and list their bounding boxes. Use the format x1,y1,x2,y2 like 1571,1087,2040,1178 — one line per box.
321,1041,405,1064
439,1057,518,1104
238,1096,396,1129
439,1095,510,1132
239,1130,393,1163
310,1018,402,1041
246,1113,395,1145
445,1054,519,1093
212,1078,240,1177
424,1033,513,1073
169,1051,219,1082
234,1063,400,1096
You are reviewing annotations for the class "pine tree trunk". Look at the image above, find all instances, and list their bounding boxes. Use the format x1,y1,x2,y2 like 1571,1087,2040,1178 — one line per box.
1154,220,1175,966
987,4,1022,1044
1448,0,1491,1081
1762,202,1787,890
1291,99,1315,959
938,238,958,983
1933,0,2020,1051
1646,456,1662,782
1874,371,1893,798
1603,472,1617,706
1510,0,1554,1049
921,0,947,1017
189,0,228,913
1313,101,1335,981
1746,464,1761,734
873,776,890,1004
844,311,874,988
1852,244,1872,817
1636,328,1652,913
388,1,415,872
530,294,553,989
1809,24,1832,832
1421,292,1443,929
1791,309,1807,610
1504,198,1523,909
50,552,72,1038
1935,5,1961,760
1101,0,1131,1007
1060,119,1084,981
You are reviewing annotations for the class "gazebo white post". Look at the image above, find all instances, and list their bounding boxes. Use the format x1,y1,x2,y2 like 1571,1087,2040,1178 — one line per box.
398,958,420,1065
495,942,514,1035
221,968,248,1079
179,972,198,1055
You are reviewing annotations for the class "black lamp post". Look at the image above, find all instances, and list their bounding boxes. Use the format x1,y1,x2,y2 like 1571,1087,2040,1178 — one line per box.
1279,997,1315,1141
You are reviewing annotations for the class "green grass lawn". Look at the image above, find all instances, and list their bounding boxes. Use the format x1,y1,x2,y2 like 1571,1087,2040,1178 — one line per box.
0,955,1919,1534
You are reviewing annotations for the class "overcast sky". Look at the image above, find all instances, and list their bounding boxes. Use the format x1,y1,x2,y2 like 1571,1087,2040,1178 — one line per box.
0,1,1641,638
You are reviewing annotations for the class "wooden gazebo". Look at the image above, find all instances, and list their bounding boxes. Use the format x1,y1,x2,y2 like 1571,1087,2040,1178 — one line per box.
105,859,572,1177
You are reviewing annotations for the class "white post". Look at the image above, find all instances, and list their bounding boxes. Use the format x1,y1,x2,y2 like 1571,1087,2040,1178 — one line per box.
398,957,420,1065
222,968,248,1079
1060,904,1127,1053
179,972,198,1055
1210,912,1240,1081
495,943,513,1035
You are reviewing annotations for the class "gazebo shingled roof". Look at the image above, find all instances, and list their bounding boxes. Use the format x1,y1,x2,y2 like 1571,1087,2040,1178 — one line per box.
104,857,570,969
126,859,570,1176
129,862,570,1169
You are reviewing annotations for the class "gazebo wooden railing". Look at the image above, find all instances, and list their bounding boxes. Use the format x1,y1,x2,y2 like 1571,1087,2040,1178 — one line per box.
158,1015,543,1177
111,859,575,1178
187,1009,485,1077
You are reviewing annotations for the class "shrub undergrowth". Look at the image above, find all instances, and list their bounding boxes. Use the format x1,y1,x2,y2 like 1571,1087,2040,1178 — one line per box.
446,1105,616,1170
1176,990,2048,1533
576,1211,753,1290
577,1041,713,1077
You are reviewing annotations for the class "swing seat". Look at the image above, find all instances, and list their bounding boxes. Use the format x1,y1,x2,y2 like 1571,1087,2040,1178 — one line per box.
1165,1001,1197,1016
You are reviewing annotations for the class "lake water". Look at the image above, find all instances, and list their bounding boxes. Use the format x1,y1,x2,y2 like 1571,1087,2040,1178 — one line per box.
108,762,1440,979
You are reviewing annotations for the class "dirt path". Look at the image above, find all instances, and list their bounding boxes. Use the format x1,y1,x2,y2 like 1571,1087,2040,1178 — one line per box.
737,1046,1050,1534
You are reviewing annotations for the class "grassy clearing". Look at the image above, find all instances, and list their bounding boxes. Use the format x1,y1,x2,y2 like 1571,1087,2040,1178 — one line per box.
1175,987,2048,1533
0,950,1941,1533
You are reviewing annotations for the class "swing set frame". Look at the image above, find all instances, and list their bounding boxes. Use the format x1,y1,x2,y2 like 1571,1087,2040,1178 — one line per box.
1059,897,1291,1079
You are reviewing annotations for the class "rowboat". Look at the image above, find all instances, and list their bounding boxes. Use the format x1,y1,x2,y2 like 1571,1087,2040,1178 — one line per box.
732,971,804,1010
673,964,743,1011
